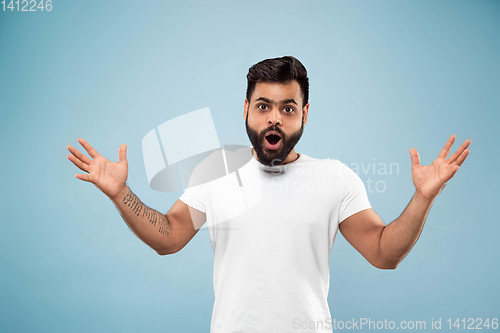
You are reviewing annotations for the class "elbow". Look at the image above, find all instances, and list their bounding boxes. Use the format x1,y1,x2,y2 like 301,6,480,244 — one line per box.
157,241,189,255
157,249,177,256
156,246,179,256
372,243,404,270
371,257,401,270
375,263,398,270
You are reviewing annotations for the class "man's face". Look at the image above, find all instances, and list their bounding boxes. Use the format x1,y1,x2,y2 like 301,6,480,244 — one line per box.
244,80,309,166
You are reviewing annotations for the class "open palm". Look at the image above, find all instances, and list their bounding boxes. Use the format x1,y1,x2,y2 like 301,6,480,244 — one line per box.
67,138,128,199
410,135,470,201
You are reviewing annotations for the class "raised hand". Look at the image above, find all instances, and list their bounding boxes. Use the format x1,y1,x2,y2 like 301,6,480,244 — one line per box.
409,135,471,202
67,138,128,199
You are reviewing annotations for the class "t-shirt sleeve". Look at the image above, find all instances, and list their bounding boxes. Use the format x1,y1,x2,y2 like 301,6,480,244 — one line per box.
179,183,207,213
178,157,210,213
338,162,372,223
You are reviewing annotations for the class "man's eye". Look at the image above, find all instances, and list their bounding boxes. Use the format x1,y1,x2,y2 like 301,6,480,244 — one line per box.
284,106,294,113
258,104,268,110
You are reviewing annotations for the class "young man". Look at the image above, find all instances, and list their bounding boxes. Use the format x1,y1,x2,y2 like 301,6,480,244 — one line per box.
67,56,470,333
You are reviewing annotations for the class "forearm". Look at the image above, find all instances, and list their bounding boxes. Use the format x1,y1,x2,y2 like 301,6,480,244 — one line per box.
110,184,173,255
379,191,435,266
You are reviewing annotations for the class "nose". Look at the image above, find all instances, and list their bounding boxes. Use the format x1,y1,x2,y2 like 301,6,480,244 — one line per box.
267,109,283,126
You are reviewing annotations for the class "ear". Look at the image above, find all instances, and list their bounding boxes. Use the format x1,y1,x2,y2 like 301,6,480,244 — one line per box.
302,103,309,125
243,99,249,120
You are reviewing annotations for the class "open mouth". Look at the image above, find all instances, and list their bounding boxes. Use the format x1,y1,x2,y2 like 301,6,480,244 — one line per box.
264,131,282,150
265,131,282,144
265,134,281,145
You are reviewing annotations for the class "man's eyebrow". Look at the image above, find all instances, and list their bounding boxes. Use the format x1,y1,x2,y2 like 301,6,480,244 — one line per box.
255,97,298,105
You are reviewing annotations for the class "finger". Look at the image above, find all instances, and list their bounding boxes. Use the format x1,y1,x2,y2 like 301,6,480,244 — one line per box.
75,173,94,183
410,148,420,167
438,134,456,159
67,145,92,164
454,148,470,167
118,144,127,163
67,154,89,172
448,139,471,163
77,137,100,158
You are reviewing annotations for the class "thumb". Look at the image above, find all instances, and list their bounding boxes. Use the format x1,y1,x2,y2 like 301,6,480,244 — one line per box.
118,144,127,163
410,148,420,167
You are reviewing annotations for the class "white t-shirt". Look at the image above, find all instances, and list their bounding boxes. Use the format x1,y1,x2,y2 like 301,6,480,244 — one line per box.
179,148,372,333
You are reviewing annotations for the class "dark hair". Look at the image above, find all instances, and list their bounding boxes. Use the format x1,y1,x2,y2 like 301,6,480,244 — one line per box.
246,56,309,108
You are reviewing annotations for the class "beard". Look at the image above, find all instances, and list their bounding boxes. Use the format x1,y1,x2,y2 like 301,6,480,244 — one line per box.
245,112,304,167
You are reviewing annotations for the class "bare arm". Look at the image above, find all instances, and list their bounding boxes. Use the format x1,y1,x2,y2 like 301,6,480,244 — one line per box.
340,135,471,269
110,185,204,255
339,193,432,270
377,191,433,266
67,138,204,255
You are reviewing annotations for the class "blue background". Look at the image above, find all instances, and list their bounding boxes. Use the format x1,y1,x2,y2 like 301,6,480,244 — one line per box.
1,0,498,332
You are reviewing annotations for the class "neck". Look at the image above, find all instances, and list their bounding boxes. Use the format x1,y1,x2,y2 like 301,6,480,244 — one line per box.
283,149,300,164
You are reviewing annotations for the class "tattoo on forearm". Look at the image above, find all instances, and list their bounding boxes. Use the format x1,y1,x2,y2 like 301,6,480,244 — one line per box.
123,189,170,235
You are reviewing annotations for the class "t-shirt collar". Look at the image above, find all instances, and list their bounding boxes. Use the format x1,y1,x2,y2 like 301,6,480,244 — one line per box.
250,147,304,173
